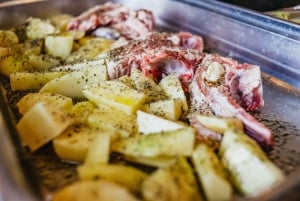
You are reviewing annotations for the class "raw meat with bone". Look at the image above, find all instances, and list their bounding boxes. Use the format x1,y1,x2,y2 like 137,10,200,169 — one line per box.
67,2,155,40
190,54,272,148
100,31,204,89
97,31,271,148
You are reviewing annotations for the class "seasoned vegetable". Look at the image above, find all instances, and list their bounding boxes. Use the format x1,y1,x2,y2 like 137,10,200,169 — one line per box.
219,128,285,197
17,102,74,151
112,126,195,157
192,143,232,201
82,80,146,115
77,163,148,193
52,180,139,201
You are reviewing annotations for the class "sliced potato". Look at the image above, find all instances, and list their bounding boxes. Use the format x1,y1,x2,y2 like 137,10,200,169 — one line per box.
142,99,182,121
70,101,96,123
193,114,243,134
17,102,74,151
82,80,146,115
131,68,167,103
52,180,139,201
10,71,67,91
84,133,111,164
0,54,31,76
87,104,137,138
40,64,107,97
192,144,232,201
137,110,184,135
219,129,285,197
28,54,61,71
45,35,73,59
17,92,73,115
53,125,110,162
159,74,188,117
116,75,135,88
77,163,148,193
112,126,195,157
49,14,73,31
142,157,202,201
0,30,19,47
65,37,113,64
26,18,56,40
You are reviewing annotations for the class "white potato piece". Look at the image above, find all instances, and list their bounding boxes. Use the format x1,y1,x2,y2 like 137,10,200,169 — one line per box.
10,71,67,91
159,74,188,116
0,55,31,76
17,102,74,151
70,101,96,124
65,37,113,64
142,157,202,201
45,35,73,59
28,54,61,71
40,64,107,97
77,163,148,193
53,125,104,162
82,80,145,115
26,18,56,40
192,144,232,201
17,92,73,115
219,129,285,197
87,104,137,138
137,110,184,135
142,99,182,121
193,114,243,134
84,133,111,164
52,180,139,201
0,30,19,47
130,68,167,103
112,126,195,157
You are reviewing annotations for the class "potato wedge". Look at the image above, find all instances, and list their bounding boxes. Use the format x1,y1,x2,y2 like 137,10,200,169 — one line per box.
26,18,56,40
70,101,96,123
87,104,137,138
28,54,61,71
192,144,232,201
52,180,139,201
65,37,113,64
142,99,182,121
17,102,74,151
82,80,145,115
142,157,202,201
40,64,107,97
112,126,195,157
159,74,188,117
10,71,67,91
193,114,243,134
77,163,148,193
219,129,285,197
53,125,111,162
17,92,73,115
0,30,19,47
137,110,184,135
84,133,111,164
131,68,167,103
45,35,73,59
0,54,31,76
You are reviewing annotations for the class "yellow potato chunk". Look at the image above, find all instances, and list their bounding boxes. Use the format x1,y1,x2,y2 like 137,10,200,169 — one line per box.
82,80,146,115
17,102,74,151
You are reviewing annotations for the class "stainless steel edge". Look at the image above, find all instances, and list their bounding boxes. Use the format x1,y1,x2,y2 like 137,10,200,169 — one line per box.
166,0,300,89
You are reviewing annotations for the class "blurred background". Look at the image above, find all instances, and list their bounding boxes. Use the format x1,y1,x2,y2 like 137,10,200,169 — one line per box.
218,0,300,11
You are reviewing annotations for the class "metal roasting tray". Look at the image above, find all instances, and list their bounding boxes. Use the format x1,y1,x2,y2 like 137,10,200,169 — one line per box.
1,0,300,200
